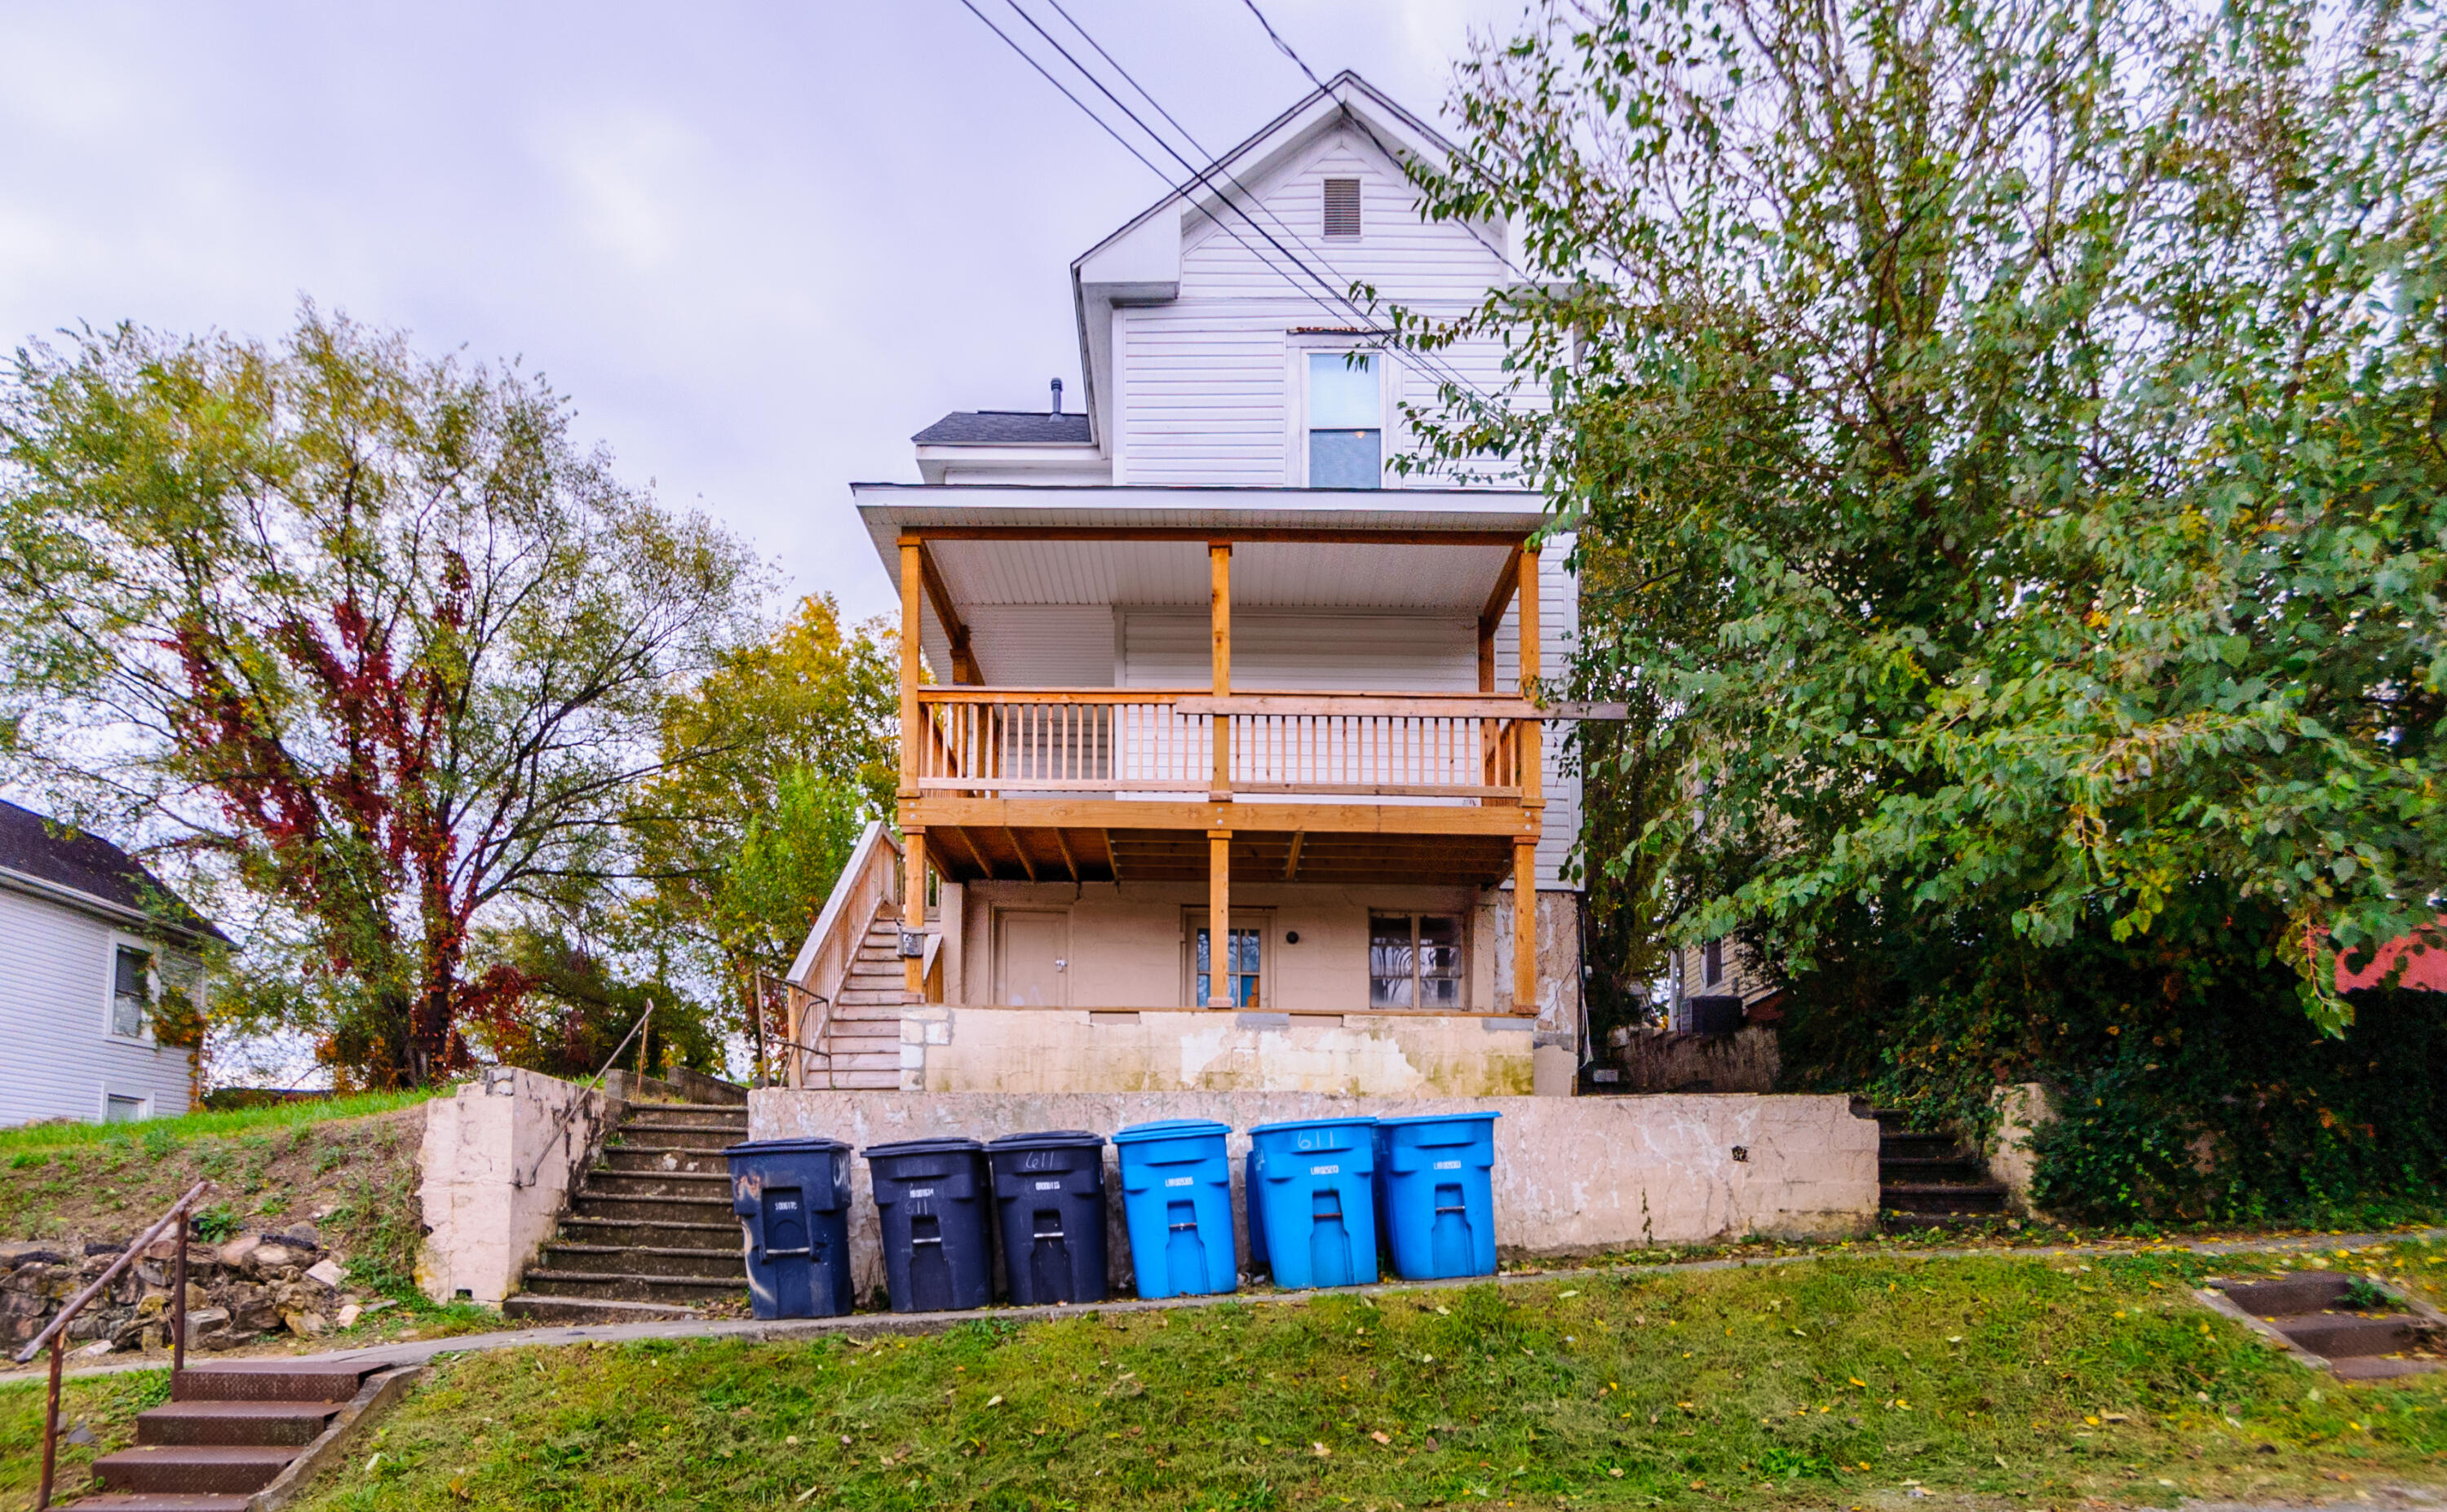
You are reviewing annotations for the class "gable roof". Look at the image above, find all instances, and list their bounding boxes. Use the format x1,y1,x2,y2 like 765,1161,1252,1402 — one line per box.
0,798,228,945
913,411,1095,448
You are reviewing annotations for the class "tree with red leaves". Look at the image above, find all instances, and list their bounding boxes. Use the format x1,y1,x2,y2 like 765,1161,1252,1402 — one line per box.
0,309,758,1085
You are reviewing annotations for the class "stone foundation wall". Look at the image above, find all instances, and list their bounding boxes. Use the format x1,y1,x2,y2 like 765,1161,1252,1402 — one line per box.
2,1226,375,1359
753,1089,1878,1299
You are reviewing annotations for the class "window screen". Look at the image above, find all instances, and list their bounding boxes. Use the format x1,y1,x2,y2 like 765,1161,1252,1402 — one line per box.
1307,351,1381,489
111,944,150,1038
1322,177,1362,237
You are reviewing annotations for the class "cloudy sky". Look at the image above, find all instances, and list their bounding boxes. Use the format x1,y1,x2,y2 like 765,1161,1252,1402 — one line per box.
0,0,1516,624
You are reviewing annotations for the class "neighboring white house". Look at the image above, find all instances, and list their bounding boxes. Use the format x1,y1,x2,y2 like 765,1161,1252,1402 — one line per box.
787,73,1585,1099
0,798,224,1125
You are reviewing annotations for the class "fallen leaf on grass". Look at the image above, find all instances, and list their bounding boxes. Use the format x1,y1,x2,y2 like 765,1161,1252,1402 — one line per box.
1313,1442,1332,1457
1370,1431,1391,1444
986,1396,1004,1408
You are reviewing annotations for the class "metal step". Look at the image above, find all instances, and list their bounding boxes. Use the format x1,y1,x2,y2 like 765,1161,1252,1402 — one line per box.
171,1362,377,1404
2331,1356,2447,1381
62,1496,254,1511
2267,1312,2434,1359
94,1446,300,1496
135,1401,341,1448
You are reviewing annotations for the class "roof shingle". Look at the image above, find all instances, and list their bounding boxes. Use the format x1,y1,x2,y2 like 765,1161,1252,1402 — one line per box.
0,798,227,944
913,411,1094,447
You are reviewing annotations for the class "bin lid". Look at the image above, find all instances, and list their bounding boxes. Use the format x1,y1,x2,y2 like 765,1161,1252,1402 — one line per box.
1249,1116,1379,1136
1111,1118,1230,1145
985,1130,1106,1151
723,1137,850,1157
863,1136,985,1159
1373,1111,1503,1129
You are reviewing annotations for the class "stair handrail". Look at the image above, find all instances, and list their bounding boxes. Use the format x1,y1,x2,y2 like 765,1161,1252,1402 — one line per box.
16,1178,211,1508
511,997,653,1192
783,820,904,1089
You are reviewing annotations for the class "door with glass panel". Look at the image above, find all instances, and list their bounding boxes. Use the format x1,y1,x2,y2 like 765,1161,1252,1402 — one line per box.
1190,913,1267,1008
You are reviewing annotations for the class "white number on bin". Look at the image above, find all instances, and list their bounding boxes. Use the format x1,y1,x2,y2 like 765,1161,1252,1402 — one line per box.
1164,1176,1194,1187
1034,1181,1062,1191
1433,1160,1462,1170
1314,1165,1339,1175
911,1188,936,1198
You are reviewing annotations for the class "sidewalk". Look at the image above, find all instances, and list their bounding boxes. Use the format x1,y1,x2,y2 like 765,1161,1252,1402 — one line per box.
16,1224,2440,1386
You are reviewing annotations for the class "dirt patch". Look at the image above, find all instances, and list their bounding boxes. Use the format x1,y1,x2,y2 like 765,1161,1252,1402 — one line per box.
0,1106,427,1289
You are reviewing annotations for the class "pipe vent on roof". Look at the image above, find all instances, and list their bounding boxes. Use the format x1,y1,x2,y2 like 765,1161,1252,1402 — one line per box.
1322,177,1362,238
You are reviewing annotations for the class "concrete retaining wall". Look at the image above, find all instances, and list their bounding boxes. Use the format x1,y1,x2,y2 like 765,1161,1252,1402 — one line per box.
754,1090,1878,1299
415,1068,613,1306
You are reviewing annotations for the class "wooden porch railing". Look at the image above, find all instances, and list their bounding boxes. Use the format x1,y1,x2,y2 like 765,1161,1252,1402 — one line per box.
913,687,1530,801
781,820,905,1089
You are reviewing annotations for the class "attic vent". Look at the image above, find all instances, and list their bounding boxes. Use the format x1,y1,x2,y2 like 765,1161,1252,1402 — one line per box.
1322,177,1362,238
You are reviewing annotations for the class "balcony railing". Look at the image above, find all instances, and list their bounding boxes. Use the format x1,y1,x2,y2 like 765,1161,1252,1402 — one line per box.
912,687,1529,801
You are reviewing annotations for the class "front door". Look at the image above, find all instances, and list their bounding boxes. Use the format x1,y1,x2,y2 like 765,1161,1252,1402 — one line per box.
996,911,1069,1007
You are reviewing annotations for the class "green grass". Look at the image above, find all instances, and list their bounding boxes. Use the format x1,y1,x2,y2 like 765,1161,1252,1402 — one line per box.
250,1240,2447,1511
0,1369,167,1510
0,1089,445,1158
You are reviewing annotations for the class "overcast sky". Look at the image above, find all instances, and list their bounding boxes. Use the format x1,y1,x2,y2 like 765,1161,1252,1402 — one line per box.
0,0,1515,625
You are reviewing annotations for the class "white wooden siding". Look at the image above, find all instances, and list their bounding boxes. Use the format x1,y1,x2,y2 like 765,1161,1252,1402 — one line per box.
0,883,197,1126
1117,609,1477,691
965,606,1116,686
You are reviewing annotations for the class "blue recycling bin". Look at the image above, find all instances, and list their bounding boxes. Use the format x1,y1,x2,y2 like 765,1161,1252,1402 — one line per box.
865,1137,995,1313
1112,1119,1237,1299
985,1130,1109,1305
1247,1116,1378,1289
1243,1145,1268,1279
722,1138,855,1319
1374,1112,1501,1280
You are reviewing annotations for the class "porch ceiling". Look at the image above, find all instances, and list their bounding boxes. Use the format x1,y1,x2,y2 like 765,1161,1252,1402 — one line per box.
926,825,1515,888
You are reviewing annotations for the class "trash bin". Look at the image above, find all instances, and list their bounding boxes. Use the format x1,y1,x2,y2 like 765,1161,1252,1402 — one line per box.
722,1138,854,1320
1111,1119,1237,1299
1247,1116,1379,1289
985,1130,1109,1305
864,1137,994,1313
1374,1111,1501,1280
1243,1145,1268,1280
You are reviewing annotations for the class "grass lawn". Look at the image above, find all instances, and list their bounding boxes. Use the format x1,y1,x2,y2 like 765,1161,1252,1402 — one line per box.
187,1238,2442,1511
0,1089,443,1157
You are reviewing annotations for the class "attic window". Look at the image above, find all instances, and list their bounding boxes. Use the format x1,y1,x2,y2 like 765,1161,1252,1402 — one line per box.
1322,177,1361,237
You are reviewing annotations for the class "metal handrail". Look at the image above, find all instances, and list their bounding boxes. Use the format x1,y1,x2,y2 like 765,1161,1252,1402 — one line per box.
15,1178,211,1509
759,974,837,1090
514,999,653,1191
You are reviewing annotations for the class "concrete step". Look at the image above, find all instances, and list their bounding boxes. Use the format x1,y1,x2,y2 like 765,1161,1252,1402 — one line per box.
519,1270,747,1304
582,1169,733,1200
135,1401,340,1448
1880,1181,2010,1215
1880,1156,1987,1183
2331,1355,2447,1381
95,1446,300,1496
620,1108,749,1134
608,1124,736,1153
540,1242,744,1279
2268,1312,2435,1359
1878,1132,1962,1160
1880,1210,2012,1234
569,1191,738,1224
602,1146,731,1176
559,1214,742,1249
171,1362,377,1404
502,1293,705,1325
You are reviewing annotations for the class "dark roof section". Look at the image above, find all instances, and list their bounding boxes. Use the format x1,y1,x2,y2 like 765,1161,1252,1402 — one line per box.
913,411,1095,447
0,798,228,944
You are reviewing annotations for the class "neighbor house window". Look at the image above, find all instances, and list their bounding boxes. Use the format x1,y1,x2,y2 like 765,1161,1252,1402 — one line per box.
1702,939,1724,987
1194,926,1263,1008
110,944,151,1038
105,1094,148,1122
1370,914,1464,1009
1307,351,1381,489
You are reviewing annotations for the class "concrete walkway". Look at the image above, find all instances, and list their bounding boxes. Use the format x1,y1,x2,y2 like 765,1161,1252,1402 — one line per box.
17,1225,2441,1385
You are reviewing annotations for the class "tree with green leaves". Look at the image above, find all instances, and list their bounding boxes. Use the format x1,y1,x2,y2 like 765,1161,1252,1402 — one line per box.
1393,0,2447,1032
0,309,760,1085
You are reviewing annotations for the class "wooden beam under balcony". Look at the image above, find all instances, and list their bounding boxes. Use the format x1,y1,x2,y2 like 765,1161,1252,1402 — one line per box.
904,526,1531,546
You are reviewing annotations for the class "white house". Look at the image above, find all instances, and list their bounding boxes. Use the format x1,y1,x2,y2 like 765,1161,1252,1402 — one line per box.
786,73,1582,1098
0,798,223,1125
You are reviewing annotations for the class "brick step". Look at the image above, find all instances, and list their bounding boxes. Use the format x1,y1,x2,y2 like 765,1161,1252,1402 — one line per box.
135,1401,340,1448
518,1270,747,1304
569,1191,738,1224
502,1293,705,1325
64,1496,254,1511
608,1125,736,1153
1881,1181,2009,1215
559,1214,741,1249
171,1362,377,1404
540,1242,744,1279
601,1146,731,1176
2268,1312,2437,1359
94,1446,300,1496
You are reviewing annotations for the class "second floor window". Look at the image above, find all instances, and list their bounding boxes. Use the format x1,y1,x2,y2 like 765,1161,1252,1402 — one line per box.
111,944,150,1038
1308,351,1381,489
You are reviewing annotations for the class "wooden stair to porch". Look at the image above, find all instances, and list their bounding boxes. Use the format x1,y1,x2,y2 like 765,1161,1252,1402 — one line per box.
806,919,909,1090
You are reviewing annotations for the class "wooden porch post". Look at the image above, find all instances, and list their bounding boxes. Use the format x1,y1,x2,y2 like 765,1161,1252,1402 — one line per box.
903,830,927,997
899,540,926,998
1514,542,1542,1014
1210,542,1232,800
1209,828,1232,1007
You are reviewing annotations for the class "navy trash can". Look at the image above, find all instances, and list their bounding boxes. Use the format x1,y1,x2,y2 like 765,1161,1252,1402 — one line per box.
1112,1119,1237,1298
723,1138,854,1319
1374,1111,1501,1280
1247,1116,1379,1289
985,1130,1109,1305
865,1137,994,1313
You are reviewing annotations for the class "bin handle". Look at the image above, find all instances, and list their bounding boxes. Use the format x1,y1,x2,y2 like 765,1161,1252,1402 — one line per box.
761,1248,813,1259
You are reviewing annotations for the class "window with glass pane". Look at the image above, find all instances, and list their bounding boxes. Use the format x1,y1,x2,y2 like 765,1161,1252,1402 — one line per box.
1195,927,1263,1007
111,944,150,1037
1371,915,1464,1009
105,1095,146,1123
1307,351,1381,489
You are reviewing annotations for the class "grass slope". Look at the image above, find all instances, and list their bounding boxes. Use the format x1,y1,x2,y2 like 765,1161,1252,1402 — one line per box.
0,1090,441,1156
235,1241,2447,1512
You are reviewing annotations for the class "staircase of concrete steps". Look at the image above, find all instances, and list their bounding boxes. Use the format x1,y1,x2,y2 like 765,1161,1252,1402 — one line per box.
73,1359,386,1510
1874,1110,2011,1230
804,918,914,1090
502,1098,750,1325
